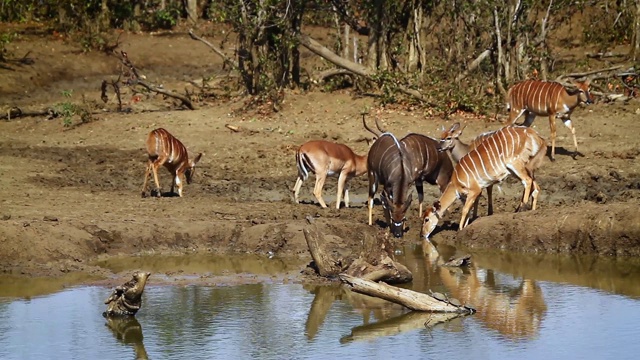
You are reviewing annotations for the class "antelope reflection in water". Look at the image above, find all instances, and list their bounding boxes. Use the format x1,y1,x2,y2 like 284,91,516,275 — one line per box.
423,241,547,340
105,316,149,360
303,285,405,340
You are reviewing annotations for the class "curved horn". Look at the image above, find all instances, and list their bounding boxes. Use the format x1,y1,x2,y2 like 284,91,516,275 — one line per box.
374,118,387,133
362,113,381,137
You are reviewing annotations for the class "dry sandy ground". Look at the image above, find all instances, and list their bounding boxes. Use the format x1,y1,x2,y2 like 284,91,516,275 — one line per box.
1,27,639,280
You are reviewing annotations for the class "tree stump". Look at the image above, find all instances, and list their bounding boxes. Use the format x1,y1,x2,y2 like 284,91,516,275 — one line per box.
303,220,412,284
103,271,151,317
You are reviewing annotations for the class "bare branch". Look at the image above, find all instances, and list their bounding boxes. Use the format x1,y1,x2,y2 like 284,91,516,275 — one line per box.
188,29,239,70
455,49,493,83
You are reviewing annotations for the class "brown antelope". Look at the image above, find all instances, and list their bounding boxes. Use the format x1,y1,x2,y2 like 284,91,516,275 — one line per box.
141,128,203,198
506,79,593,161
439,122,496,217
363,116,453,238
292,140,368,209
422,126,547,239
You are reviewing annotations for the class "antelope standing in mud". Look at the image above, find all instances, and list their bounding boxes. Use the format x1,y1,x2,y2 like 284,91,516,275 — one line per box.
363,116,453,238
439,122,496,217
292,140,368,209
506,79,593,161
141,128,203,198
422,126,547,239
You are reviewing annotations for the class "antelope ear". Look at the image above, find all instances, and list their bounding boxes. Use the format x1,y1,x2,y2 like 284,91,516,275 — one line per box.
451,122,461,131
192,152,204,166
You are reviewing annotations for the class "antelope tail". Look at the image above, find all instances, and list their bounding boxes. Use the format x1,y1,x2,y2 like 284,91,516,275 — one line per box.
296,150,314,181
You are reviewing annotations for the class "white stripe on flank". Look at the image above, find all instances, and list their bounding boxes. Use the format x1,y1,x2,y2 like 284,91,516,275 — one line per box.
456,161,470,189
467,152,483,184
476,147,491,180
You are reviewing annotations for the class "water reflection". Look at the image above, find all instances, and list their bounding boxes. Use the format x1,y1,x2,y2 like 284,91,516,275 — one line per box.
105,316,149,360
340,311,462,344
303,283,466,344
0,273,101,299
419,240,547,340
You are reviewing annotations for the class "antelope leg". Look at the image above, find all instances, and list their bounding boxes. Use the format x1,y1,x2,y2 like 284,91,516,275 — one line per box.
313,173,328,208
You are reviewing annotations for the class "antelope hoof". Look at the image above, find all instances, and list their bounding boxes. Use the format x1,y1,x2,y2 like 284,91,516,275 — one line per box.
141,191,147,198
155,189,162,198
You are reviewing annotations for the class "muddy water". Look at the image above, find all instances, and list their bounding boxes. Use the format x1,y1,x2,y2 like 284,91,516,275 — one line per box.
1,247,640,359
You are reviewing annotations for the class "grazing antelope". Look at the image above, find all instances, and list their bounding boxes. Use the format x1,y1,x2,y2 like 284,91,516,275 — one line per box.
422,126,547,239
506,79,593,161
292,140,368,209
439,122,496,217
366,130,413,238
363,116,452,238
141,128,203,198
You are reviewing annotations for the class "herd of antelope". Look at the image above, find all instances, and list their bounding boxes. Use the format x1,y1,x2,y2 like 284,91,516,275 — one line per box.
141,78,593,240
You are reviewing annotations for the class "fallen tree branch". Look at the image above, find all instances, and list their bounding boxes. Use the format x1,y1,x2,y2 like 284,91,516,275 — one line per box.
586,52,626,59
340,274,474,313
298,33,438,107
456,49,492,83
556,65,626,81
313,68,354,83
0,107,57,121
117,51,195,110
188,29,239,70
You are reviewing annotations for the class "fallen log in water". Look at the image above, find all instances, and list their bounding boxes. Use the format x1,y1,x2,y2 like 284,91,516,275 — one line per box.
339,274,474,313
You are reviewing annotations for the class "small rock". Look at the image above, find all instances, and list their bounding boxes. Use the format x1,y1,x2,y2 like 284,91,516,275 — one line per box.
1,214,10,220
43,216,59,222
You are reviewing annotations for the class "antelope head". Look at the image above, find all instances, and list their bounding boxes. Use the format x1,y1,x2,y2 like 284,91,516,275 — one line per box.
439,122,466,152
185,152,204,184
381,190,413,238
421,201,441,239
574,78,594,105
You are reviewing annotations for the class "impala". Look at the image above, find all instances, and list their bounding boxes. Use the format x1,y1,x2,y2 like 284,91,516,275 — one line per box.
506,79,593,161
439,122,496,217
363,116,453,237
141,128,203,198
422,126,547,238
292,140,368,209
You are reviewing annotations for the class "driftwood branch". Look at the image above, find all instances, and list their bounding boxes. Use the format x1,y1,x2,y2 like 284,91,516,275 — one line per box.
340,274,474,313
188,29,239,70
